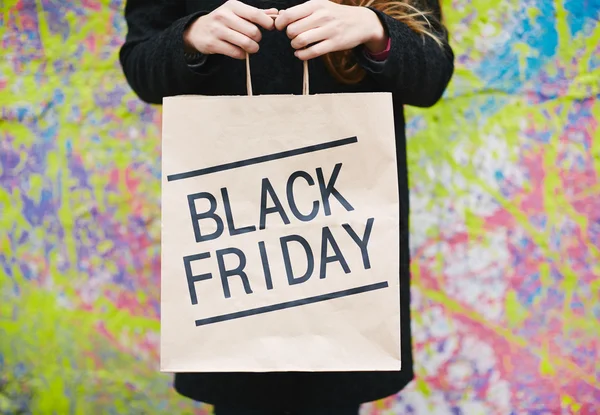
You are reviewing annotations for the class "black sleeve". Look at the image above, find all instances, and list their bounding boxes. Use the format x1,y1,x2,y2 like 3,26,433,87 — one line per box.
354,0,454,108
119,0,219,104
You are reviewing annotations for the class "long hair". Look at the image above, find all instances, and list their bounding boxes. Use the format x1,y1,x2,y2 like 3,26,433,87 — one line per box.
324,0,444,84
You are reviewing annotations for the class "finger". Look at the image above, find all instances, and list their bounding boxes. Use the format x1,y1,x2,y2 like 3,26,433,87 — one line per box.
220,27,260,53
286,12,322,40
263,8,278,16
264,8,279,22
295,39,334,60
209,40,246,60
275,1,319,30
230,1,275,30
290,26,329,49
224,13,263,42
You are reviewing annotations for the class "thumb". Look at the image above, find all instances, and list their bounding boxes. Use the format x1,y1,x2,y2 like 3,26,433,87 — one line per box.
274,10,287,30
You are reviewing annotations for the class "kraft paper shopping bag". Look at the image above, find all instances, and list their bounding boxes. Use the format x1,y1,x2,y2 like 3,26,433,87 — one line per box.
160,59,401,372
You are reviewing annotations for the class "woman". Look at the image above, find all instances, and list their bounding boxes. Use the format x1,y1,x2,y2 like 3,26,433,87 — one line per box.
120,0,453,413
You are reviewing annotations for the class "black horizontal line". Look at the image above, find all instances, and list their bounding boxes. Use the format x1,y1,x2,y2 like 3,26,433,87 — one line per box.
167,136,358,182
194,281,388,327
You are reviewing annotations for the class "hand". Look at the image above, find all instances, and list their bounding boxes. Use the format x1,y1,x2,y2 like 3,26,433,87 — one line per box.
274,0,388,61
184,0,277,60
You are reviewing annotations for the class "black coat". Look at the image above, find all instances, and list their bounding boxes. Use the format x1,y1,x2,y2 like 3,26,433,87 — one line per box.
119,0,454,408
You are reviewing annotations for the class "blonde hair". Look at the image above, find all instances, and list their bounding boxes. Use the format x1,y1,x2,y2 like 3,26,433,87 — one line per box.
324,0,444,83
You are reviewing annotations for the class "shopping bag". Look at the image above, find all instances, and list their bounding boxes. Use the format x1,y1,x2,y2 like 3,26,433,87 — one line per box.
160,59,401,372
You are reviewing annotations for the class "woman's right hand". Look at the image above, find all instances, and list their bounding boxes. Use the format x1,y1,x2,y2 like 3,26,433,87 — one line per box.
184,0,277,60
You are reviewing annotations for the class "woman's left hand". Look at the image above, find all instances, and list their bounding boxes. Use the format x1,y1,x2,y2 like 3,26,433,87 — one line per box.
274,0,388,61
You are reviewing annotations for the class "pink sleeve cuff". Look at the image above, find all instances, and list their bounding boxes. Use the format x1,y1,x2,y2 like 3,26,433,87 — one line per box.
365,37,391,61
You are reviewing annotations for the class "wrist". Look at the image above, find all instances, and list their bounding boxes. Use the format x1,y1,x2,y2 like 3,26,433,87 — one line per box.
183,16,203,54
362,8,388,53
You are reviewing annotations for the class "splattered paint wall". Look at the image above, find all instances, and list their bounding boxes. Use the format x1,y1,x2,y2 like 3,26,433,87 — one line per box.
0,0,598,414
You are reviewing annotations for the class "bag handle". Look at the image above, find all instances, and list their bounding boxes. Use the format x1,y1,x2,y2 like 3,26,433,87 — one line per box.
245,54,309,97
245,14,309,96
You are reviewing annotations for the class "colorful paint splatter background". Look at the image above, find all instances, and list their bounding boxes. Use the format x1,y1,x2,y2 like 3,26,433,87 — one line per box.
1,0,599,414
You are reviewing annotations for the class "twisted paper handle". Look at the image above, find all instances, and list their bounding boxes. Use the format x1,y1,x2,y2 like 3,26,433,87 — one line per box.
245,56,309,96
245,13,309,96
